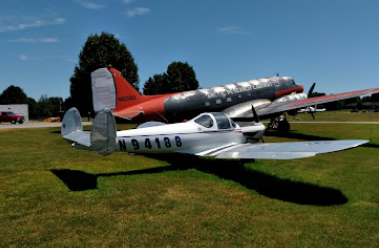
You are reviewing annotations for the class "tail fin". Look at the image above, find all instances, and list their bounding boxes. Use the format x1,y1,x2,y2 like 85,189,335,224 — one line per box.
61,107,116,155
91,67,142,113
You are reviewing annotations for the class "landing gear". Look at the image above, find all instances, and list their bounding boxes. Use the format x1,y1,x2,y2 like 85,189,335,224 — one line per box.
267,114,290,132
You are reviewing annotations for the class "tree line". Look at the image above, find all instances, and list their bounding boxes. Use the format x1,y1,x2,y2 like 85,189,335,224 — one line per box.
0,32,199,119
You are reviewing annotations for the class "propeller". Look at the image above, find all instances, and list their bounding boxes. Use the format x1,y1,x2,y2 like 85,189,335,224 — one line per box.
251,104,260,123
308,82,316,97
251,105,265,143
307,82,316,120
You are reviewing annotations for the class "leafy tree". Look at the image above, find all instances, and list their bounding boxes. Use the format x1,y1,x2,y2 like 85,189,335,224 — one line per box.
36,95,63,118
26,97,38,119
0,85,28,104
362,93,379,102
143,73,168,95
167,62,199,92
70,32,139,114
309,92,325,98
63,96,74,111
143,62,199,95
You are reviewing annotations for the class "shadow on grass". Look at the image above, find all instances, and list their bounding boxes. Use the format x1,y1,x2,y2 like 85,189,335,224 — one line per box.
362,143,379,149
51,154,347,206
264,130,335,141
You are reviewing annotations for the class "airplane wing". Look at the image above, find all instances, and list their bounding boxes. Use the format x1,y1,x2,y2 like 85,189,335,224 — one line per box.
255,87,379,118
192,140,368,160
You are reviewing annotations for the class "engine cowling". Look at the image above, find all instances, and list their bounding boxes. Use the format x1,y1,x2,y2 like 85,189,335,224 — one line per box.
272,93,308,104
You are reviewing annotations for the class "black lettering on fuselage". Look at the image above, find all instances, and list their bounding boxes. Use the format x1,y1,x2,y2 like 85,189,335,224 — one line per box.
119,139,127,151
118,95,136,102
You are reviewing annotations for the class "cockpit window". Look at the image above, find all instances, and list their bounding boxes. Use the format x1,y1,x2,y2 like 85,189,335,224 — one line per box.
194,114,214,128
292,80,296,85
212,112,232,129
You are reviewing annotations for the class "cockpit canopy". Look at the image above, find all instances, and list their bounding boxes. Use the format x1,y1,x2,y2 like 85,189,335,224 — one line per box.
193,112,237,130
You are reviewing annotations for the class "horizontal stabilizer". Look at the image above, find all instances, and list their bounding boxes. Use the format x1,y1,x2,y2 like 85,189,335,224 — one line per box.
61,107,117,155
214,140,369,160
61,107,91,147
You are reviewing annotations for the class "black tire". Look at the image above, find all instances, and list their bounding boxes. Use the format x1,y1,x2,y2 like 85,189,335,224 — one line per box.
18,120,24,124
11,119,16,124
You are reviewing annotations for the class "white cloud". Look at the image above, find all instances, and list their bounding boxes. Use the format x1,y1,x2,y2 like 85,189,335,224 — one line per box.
0,18,66,33
125,7,151,17
122,0,134,4
76,1,106,9
217,26,252,35
6,38,59,43
19,55,29,61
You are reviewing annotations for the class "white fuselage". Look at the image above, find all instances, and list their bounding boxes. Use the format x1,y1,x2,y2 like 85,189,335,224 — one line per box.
115,113,265,154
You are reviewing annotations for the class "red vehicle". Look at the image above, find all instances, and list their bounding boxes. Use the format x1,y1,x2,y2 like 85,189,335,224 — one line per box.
0,111,25,124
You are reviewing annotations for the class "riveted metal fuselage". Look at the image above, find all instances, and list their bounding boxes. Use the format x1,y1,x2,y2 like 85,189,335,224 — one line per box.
163,76,302,122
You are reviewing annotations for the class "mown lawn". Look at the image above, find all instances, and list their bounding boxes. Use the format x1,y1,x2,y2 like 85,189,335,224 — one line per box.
0,122,378,247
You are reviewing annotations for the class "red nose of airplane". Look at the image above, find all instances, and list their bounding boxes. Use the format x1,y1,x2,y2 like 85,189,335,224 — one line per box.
275,84,304,98
297,85,304,93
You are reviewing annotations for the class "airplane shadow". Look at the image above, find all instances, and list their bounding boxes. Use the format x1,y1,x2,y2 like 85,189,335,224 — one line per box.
51,154,347,206
264,130,335,141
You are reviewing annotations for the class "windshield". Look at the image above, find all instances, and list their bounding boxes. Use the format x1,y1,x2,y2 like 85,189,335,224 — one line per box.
194,114,214,128
212,112,232,129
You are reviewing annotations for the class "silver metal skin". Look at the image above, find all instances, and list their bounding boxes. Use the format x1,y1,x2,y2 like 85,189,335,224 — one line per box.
61,108,369,160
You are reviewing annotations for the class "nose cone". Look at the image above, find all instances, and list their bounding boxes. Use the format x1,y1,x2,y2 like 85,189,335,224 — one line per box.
297,85,304,93
275,84,304,98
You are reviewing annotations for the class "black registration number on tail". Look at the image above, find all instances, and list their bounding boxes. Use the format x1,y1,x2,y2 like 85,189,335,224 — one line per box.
119,95,136,102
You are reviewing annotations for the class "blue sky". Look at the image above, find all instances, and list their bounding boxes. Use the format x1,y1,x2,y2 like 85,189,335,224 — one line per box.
0,0,378,101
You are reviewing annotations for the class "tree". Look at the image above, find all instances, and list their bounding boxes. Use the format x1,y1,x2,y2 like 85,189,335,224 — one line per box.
143,62,199,95
70,32,139,114
36,95,63,118
167,62,199,92
26,97,38,119
0,85,28,104
143,73,168,95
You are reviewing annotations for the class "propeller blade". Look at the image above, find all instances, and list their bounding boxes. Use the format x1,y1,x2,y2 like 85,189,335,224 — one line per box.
311,111,315,120
308,82,316,97
251,105,260,123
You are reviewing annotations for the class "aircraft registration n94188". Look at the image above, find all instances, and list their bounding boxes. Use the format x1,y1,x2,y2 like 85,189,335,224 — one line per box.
61,107,368,160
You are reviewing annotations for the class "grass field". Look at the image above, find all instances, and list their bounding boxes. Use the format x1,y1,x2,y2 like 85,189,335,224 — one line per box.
0,118,378,247
286,110,379,122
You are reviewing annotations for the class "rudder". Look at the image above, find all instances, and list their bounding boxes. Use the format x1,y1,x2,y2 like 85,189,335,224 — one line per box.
91,67,142,113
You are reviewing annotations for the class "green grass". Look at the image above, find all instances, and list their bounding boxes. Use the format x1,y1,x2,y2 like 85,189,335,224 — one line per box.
0,122,379,247
286,110,379,122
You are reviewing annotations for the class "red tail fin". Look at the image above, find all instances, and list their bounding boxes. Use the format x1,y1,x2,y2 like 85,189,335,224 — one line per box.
107,67,142,111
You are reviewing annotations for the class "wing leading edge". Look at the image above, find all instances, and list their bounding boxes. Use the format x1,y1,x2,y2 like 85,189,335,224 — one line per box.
194,140,368,160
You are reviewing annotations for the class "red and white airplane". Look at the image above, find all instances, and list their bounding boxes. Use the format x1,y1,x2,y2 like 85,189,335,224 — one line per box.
91,66,379,124
61,107,368,159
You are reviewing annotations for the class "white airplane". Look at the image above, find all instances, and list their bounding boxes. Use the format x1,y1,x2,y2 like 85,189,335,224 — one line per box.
298,106,327,113
61,107,368,160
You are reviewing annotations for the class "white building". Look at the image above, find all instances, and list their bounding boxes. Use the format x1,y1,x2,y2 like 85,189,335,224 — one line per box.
0,104,29,122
